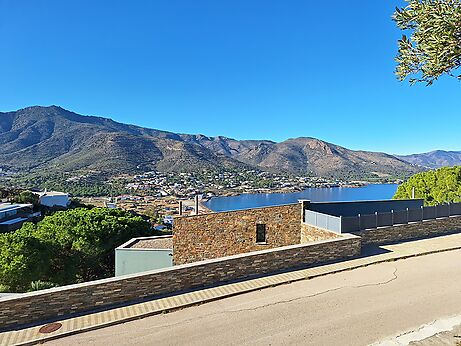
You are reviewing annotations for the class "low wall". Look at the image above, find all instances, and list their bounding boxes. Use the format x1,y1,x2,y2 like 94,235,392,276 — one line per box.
173,203,302,265
0,234,360,330
352,216,461,246
300,223,341,243
306,199,424,217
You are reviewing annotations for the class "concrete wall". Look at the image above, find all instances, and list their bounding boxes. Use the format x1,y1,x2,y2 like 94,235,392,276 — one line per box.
0,234,360,330
173,203,302,265
300,223,341,243
352,216,461,246
115,248,173,276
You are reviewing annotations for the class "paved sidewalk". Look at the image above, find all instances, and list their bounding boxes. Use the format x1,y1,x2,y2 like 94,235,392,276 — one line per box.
3,232,461,346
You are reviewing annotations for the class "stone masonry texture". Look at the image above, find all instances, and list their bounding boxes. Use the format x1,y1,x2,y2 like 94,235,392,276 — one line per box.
300,223,341,243
0,234,360,330
173,203,303,265
352,216,461,245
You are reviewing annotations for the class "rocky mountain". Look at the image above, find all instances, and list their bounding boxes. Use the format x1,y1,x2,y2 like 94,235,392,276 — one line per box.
397,150,461,169
0,106,422,179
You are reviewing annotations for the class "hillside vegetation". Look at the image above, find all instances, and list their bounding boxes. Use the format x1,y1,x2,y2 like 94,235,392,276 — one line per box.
394,166,461,205
0,106,422,180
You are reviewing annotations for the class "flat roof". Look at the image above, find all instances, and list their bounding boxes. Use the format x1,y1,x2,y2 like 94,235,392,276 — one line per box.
119,236,173,250
0,203,33,213
35,191,68,197
0,217,28,225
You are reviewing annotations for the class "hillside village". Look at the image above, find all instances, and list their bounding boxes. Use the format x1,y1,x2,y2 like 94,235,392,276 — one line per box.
119,170,369,198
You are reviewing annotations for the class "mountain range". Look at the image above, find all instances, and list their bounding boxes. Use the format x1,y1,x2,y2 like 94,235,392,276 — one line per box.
0,106,455,180
396,151,461,169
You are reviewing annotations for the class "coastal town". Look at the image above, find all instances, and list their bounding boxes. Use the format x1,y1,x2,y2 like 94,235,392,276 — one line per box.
1,167,404,223
120,169,367,198
83,169,383,219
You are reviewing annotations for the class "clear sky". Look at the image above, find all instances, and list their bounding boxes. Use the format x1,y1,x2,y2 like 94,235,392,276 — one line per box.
0,0,459,155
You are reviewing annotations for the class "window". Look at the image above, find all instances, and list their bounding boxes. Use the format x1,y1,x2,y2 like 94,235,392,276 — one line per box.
256,224,266,243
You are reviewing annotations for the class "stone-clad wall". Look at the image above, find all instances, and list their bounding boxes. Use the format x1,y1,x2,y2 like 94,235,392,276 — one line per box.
0,234,361,330
173,203,303,265
352,216,461,245
300,223,341,243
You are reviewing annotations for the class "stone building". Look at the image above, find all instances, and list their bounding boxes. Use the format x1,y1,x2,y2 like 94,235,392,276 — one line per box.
173,198,461,265
120,198,461,270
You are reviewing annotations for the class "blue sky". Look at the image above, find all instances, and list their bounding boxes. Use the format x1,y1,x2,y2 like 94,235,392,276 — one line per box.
0,0,459,155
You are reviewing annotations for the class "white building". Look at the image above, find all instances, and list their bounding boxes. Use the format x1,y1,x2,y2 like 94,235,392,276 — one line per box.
35,191,70,208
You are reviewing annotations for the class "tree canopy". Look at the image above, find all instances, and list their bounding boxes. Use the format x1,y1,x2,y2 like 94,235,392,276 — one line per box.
394,0,461,85
13,191,39,209
0,208,151,292
394,166,461,205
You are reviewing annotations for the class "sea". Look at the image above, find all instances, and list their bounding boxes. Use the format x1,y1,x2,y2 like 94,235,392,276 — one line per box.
204,184,399,212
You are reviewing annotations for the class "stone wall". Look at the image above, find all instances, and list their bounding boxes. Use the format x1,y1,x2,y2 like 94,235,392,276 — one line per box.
173,203,302,265
300,223,341,243
0,234,361,330
352,216,461,246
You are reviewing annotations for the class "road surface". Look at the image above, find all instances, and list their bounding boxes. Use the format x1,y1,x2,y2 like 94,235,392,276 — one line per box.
48,249,461,346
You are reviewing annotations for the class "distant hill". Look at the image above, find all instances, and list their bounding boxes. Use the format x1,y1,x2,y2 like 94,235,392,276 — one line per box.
397,150,461,169
0,106,422,179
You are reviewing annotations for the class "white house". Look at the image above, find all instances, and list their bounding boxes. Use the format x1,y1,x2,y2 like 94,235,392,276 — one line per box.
35,191,70,208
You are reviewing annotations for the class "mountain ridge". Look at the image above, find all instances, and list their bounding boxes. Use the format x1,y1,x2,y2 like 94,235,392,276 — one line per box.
0,105,423,179
396,150,461,169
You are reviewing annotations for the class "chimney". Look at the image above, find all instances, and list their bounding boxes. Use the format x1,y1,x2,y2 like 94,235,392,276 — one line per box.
178,200,183,216
194,195,199,215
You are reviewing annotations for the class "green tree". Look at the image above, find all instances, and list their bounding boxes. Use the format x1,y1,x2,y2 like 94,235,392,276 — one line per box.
0,224,51,292
33,208,151,283
13,191,39,208
394,166,461,205
0,208,151,292
394,0,461,85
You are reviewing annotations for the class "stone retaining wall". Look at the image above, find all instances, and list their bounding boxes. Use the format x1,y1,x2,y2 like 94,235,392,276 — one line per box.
173,203,302,265
352,216,461,246
300,223,341,243
0,234,360,330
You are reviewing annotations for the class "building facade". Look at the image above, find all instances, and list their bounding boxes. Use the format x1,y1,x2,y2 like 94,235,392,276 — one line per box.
0,203,40,233
115,235,173,276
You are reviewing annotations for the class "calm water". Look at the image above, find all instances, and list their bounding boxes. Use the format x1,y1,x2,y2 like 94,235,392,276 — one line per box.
205,184,399,212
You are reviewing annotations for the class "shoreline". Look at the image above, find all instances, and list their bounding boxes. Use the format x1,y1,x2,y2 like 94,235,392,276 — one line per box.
198,199,212,213
203,183,399,212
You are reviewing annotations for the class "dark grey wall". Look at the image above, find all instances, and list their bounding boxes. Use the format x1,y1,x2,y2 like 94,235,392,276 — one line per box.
0,234,361,330
307,199,424,217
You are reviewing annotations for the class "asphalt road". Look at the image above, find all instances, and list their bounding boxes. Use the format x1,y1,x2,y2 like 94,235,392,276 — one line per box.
48,250,461,346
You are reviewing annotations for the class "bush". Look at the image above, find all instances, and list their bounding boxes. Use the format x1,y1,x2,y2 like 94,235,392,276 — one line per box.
28,280,59,292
